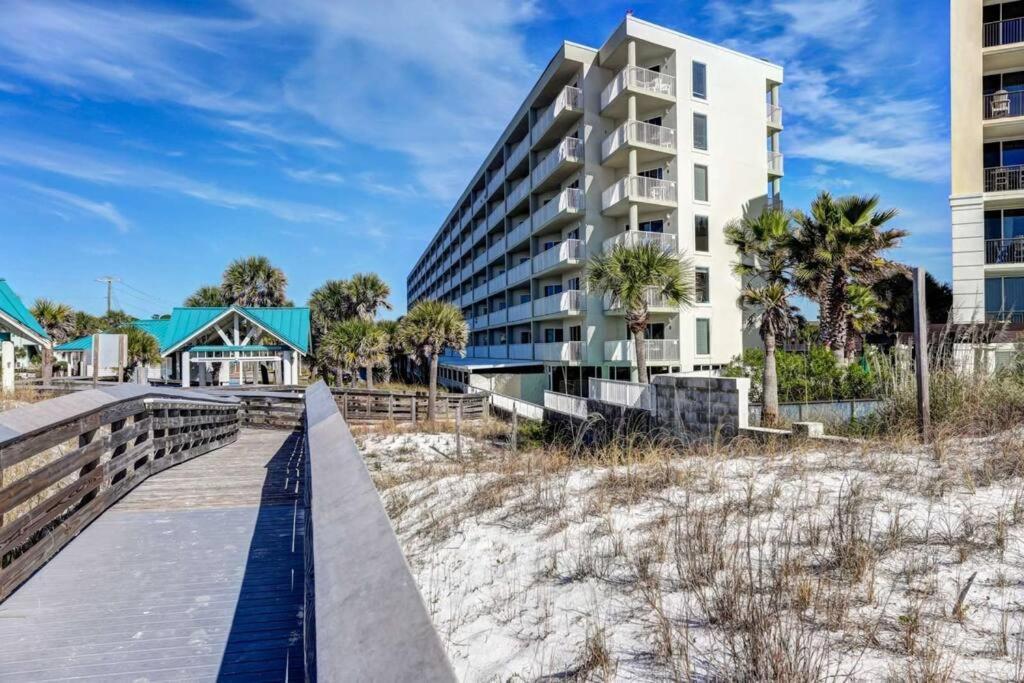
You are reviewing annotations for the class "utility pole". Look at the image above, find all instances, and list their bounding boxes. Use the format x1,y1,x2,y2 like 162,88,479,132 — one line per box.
912,267,931,443
96,277,119,315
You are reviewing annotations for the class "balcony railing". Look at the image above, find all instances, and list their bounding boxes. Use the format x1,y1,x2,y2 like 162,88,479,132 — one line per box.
489,306,508,325
985,17,1024,48
543,390,588,418
471,222,486,245
768,151,784,175
766,195,784,213
534,342,586,362
532,187,584,230
508,136,530,168
509,343,533,359
985,165,1024,192
507,218,531,247
604,339,680,363
588,377,655,411
602,231,677,254
987,311,1024,325
986,237,1024,264
506,259,531,285
487,166,505,196
603,287,676,312
532,85,583,143
532,137,583,187
984,90,1024,119
460,264,472,281
488,271,507,294
487,203,505,229
601,65,676,109
767,103,783,128
473,194,486,214
602,120,676,160
602,175,677,210
533,238,585,274
486,236,506,262
507,300,532,322
533,289,586,317
471,282,488,301
472,252,487,272
469,315,488,331
507,177,530,209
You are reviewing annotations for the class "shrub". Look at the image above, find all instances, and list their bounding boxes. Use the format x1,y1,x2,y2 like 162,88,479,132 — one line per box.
722,344,883,403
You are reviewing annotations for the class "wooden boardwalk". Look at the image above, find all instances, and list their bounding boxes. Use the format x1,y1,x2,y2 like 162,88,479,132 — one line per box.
0,428,306,682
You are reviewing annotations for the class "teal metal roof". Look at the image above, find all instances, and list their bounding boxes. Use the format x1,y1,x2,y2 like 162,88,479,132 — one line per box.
242,307,310,354
0,279,47,341
160,308,227,354
188,345,288,352
132,318,171,346
160,306,310,355
55,335,92,352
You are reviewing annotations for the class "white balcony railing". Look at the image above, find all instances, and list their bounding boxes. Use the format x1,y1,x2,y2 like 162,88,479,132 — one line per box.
544,390,588,418
471,222,486,245
472,253,487,273
532,85,583,143
767,103,783,128
589,378,655,412
507,219,531,246
602,231,677,254
768,151,784,175
488,345,508,359
460,264,472,281
489,307,508,325
601,120,676,160
603,287,676,311
601,65,676,110
473,194,486,214
507,177,530,209
604,339,680,363
535,342,586,362
532,137,583,186
507,300,532,322
508,136,530,168
533,238,584,274
487,166,505,195
486,237,506,262
488,271,507,294
533,289,586,317
472,282,488,301
532,187,584,230
509,343,533,359
487,203,505,229
469,315,488,331
506,258,532,285
602,175,677,210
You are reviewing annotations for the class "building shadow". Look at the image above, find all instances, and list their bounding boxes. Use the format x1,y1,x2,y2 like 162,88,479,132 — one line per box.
217,429,306,681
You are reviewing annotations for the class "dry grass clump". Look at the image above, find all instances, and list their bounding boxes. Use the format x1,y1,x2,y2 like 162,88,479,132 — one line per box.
0,386,47,411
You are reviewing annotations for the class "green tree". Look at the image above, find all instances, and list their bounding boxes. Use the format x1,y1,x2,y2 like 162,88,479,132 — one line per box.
585,242,693,383
99,309,134,331
221,256,288,307
321,320,361,388
184,285,227,307
30,299,75,382
119,326,161,381
397,301,467,420
790,192,907,363
73,311,102,339
844,284,881,360
309,279,353,383
345,273,392,321
871,271,952,334
377,319,404,383
725,209,800,426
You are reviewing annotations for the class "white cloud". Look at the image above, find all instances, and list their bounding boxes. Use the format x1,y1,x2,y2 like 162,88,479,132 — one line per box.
22,182,132,233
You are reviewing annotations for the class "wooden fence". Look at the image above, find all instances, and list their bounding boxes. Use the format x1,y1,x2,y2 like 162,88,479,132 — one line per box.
330,388,487,423
0,386,241,600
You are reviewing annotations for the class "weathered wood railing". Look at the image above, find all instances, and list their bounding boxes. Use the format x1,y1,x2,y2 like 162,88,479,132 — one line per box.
330,387,486,423
302,381,455,680
0,386,241,600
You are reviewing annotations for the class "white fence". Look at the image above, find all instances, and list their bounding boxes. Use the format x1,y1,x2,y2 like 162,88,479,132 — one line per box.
543,390,588,419
588,377,655,412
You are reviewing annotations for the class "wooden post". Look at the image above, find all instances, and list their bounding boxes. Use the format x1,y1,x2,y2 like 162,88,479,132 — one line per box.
388,394,394,421
116,334,125,383
455,402,463,461
92,334,99,388
411,396,417,424
511,403,518,453
912,267,931,443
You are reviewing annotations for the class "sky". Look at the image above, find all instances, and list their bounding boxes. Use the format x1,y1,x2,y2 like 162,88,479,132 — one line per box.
0,0,951,320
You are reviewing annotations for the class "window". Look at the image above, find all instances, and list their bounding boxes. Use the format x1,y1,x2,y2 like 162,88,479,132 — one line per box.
693,113,708,151
639,167,664,180
567,277,580,290
569,325,582,342
645,115,663,127
694,164,709,202
544,328,564,343
645,322,666,339
987,276,1024,314
639,219,664,233
567,226,580,240
544,284,563,296
543,240,559,251
519,293,531,304
696,267,710,303
696,318,711,356
520,330,531,343
692,61,707,99
694,215,709,252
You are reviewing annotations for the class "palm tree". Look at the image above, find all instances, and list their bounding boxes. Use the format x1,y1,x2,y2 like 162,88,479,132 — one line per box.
397,301,467,420
184,285,226,307
377,319,403,383
321,320,360,388
790,192,907,363
725,210,800,426
345,273,392,321
30,299,75,382
844,284,881,360
221,256,288,307
120,326,161,381
309,279,353,383
586,242,693,384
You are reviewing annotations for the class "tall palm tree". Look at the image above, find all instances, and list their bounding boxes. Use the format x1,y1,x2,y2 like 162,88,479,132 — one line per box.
321,320,361,388
790,192,906,363
30,299,75,382
586,242,693,384
184,285,226,307
221,256,288,307
376,319,403,383
397,301,467,420
844,284,881,360
120,326,161,381
309,279,353,383
725,209,800,427
345,273,392,321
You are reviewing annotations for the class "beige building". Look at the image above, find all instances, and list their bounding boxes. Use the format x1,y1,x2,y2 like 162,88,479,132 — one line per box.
407,15,783,397
951,1,1024,327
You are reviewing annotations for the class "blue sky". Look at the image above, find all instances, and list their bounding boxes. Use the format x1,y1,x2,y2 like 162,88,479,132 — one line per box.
0,0,950,319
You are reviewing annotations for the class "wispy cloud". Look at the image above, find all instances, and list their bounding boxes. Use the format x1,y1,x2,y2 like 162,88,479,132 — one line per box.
284,167,346,186
21,182,132,233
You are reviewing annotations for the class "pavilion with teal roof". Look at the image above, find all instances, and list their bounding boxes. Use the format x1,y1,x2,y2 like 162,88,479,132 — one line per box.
0,279,49,347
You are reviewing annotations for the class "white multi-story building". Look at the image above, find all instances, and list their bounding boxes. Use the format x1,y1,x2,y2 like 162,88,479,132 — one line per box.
951,1,1024,328
407,15,783,397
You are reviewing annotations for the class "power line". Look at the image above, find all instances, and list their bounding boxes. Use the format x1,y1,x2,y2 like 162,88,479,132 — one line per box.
96,276,120,315
119,280,174,307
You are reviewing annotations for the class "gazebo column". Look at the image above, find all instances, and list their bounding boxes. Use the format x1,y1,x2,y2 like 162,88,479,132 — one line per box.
282,351,292,387
180,351,190,387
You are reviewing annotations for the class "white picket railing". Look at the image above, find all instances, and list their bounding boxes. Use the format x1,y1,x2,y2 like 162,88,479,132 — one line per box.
602,175,677,210
603,287,676,312
533,289,586,317
507,300,533,322
588,377,655,412
601,65,676,109
602,231,677,254
602,120,676,160
543,390,588,418
604,339,680,362
532,238,584,274
534,341,585,362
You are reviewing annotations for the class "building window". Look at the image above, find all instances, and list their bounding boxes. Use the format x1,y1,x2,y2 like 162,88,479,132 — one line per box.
639,167,664,180
987,276,1024,316
694,215,709,252
567,276,580,290
569,325,582,342
694,164,709,202
692,61,707,99
639,219,664,233
520,330,531,343
696,318,711,356
543,284,563,296
696,268,710,303
545,328,564,343
693,113,708,151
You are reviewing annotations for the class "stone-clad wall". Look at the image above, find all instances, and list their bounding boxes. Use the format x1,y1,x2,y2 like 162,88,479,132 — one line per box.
652,374,749,439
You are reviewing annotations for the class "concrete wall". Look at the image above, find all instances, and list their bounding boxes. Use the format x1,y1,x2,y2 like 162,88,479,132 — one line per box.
652,373,749,439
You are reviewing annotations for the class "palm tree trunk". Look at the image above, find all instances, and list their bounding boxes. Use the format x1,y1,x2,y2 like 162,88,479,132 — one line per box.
826,275,849,364
844,319,859,362
42,347,53,385
428,353,438,421
632,327,648,384
762,333,780,427
335,365,344,388
365,363,374,390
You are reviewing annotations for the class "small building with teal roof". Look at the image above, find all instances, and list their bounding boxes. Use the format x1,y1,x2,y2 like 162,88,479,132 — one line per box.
0,279,49,347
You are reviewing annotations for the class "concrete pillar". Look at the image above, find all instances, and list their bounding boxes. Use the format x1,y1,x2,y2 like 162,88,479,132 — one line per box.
282,351,292,387
627,40,636,67
1,340,14,395
180,351,190,388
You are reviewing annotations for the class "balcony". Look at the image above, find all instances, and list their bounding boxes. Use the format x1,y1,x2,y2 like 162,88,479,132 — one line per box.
489,307,508,325
506,258,532,285
767,151,784,177
984,91,1024,138
487,203,505,230
767,103,783,129
507,136,530,170
472,194,486,215
602,230,677,254
506,219,531,249
487,166,505,196
488,345,509,359
507,177,531,212
472,281,489,301
532,137,584,191
987,237,1024,264
602,175,677,216
601,120,676,167
600,65,676,117
509,343,533,359
533,239,585,275
765,195,784,213
985,18,1024,49
534,341,586,362
472,252,487,273
533,289,586,318
471,222,486,246
507,300,532,322
486,237,506,263
531,85,583,149
985,165,1024,193
532,187,584,233
488,271,507,294
460,263,472,281
604,339,680,363
603,287,678,314
465,345,486,357
468,314,488,331
459,212,470,230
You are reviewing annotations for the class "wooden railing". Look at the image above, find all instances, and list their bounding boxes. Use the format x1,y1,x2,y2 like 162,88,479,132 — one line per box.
0,385,241,600
330,388,486,423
